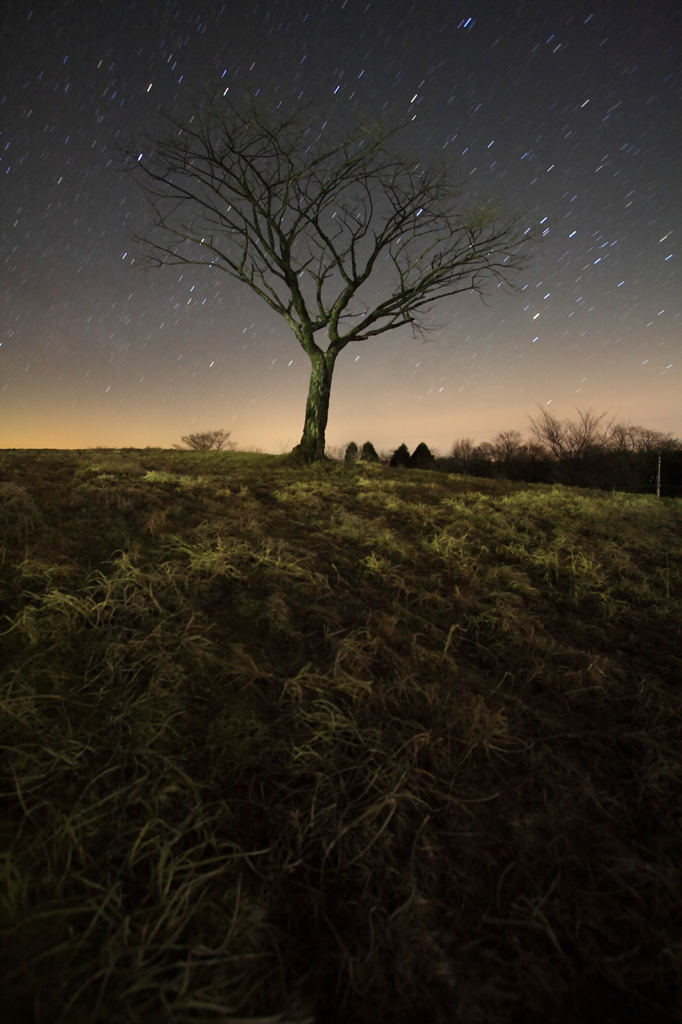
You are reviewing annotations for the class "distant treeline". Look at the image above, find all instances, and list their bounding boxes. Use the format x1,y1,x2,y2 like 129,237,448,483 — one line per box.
338,409,682,496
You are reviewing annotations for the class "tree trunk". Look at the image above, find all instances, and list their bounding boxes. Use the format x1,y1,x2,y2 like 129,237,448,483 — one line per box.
296,348,338,463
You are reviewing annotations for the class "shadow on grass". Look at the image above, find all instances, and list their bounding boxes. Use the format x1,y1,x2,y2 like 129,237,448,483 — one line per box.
1,448,681,1022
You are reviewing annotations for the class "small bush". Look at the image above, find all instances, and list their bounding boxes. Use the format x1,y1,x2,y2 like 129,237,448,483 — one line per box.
409,442,436,469
360,441,379,463
389,443,411,467
173,429,235,452
344,441,359,463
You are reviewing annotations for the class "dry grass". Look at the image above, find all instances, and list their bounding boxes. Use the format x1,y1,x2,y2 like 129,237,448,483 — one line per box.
1,448,681,1023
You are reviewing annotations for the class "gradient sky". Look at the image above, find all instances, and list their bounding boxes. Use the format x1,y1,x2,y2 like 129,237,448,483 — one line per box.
2,0,680,455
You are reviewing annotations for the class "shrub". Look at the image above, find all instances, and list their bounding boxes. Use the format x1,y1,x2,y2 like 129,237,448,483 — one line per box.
344,442,359,463
360,441,379,463
389,443,411,468
409,442,436,469
173,429,235,452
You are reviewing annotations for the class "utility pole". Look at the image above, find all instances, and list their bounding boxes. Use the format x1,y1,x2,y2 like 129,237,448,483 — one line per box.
656,453,661,498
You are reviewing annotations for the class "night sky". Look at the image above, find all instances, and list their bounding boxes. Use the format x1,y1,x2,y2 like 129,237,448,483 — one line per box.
2,0,680,454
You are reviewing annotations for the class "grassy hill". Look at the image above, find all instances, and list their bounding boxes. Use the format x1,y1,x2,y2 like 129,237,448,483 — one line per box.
1,448,681,1023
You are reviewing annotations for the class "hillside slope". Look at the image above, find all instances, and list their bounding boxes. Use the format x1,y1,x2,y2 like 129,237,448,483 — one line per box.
1,449,681,1023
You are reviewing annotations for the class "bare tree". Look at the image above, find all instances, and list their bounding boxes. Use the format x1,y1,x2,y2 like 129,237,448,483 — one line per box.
491,429,524,462
123,98,533,462
173,429,235,452
608,423,680,454
448,437,477,473
529,408,612,461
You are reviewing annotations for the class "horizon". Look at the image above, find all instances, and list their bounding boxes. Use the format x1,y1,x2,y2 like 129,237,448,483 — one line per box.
2,1,679,451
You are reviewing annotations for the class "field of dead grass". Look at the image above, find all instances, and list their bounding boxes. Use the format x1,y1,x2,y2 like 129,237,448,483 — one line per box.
1,448,681,1023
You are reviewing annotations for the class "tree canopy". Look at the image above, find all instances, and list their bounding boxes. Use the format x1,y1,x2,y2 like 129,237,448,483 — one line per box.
124,98,533,461
173,429,234,452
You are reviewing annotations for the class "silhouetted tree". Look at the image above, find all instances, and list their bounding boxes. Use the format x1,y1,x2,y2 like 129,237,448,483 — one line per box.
529,408,611,462
409,442,436,469
529,408,616,486
491,429,524,463
360,441,379,463
608,424,680,454
603,423,681,493
390,443,411,467
124,98,533,462
448,437,477,474
344,441,359,463
173,429,235,452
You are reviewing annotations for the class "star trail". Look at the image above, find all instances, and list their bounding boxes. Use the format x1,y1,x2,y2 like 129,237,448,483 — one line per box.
2,0,679,452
